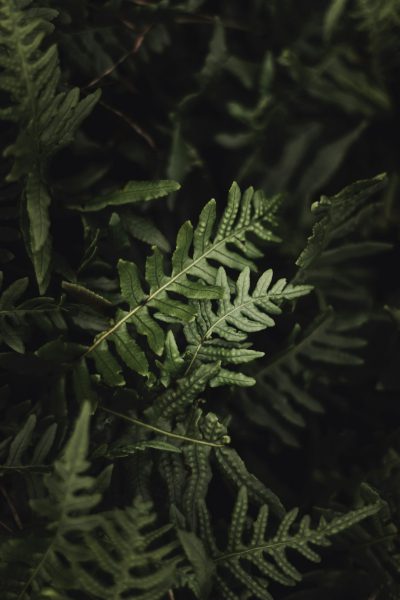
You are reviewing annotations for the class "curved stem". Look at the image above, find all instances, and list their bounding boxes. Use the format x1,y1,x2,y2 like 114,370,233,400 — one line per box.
100,407,229,448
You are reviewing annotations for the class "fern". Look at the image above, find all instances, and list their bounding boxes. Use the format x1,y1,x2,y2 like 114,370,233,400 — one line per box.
282,45,391,117
239,310,367,446
0,402,103,598
0,405,182,600
67,500,181,600
1,3,399,599
184,265,311,387
0,413,57,475
85,182,282,381
0,0,99,291
159,409,285,537
296,174,388,270
199,486,382,600
68,179,181,212
0,273,63,353
295,174,391,305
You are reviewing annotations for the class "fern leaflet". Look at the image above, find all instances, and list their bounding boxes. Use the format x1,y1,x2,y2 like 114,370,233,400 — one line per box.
199,486,382,600
184,266,311,387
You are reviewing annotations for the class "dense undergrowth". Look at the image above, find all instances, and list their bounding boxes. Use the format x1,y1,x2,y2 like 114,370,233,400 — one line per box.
0,1,400,599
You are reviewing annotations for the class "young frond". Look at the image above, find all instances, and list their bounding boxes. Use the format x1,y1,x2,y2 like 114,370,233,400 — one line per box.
199,486,382,600
86,182,282,382
184,266,311,387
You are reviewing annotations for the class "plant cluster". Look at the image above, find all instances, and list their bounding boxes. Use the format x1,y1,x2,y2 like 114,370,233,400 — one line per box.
0,1,399,599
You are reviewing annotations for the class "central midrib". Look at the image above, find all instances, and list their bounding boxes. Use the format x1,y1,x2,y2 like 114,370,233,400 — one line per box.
186,289,283,372
86,215,270,355
203,289,284,338
215,530,323,563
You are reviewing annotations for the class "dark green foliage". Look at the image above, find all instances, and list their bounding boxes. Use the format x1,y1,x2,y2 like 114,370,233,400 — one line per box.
0,1,399,599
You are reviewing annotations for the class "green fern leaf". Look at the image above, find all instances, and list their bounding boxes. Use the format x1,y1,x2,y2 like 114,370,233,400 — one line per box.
70,179,181,212
199,486,382,600
120,212,171,253
0,0,99,291
154,362,221,419
87,182,282,381
184,266,311,386
296,174,389,298
0,403,105,598
31,402,100,525
214,446,285,517
70,499,181,600
0,274,63,353
3,414,36,468
240,310,367,446
156,330,186,387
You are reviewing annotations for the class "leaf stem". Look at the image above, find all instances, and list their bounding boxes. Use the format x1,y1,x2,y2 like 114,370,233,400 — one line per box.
99,407,229,448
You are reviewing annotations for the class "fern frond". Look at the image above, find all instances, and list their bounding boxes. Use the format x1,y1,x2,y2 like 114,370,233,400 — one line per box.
297,174,387,269
0,412,56,475
87,182,282,381
283,46,391,116
156,330,186,387
295,174,390,303
0,0,99,291
199,486,382,600
239,310,366,446
69,499,181,600
184,266,311,387
159,410,284,539
154,362,221,418
0,273,63,353
117,211,171,253
0,403,105,598
69,179,181,212
214,445,285,517
354,0,400,60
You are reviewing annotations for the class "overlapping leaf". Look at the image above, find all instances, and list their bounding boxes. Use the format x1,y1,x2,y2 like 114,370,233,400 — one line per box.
295,174,390,303
0,274,64,353
240,311,367,446
0,403,107,598
87,182,282,382
184,266,311,387
71,500,181,600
